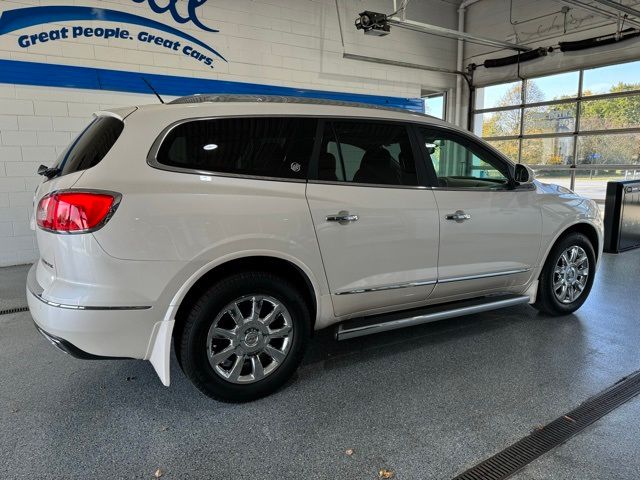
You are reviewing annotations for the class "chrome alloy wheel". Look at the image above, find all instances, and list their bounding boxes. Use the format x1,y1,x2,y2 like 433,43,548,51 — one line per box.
553,246,590,304
206,295,293,384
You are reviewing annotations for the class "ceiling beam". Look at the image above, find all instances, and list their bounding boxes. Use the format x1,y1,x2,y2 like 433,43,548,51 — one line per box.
558,0,640,28
387,17,531,51
591,0,640,18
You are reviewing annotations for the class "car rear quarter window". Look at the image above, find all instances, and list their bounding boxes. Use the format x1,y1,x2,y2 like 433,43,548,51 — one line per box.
57,116,124,176
155,117,317,180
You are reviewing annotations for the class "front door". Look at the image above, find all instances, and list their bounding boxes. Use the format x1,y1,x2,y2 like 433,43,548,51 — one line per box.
414,125,542,300
306,119,440,317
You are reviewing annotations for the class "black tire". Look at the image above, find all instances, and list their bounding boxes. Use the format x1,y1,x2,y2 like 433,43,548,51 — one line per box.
178,272,311,403
533,232,596,316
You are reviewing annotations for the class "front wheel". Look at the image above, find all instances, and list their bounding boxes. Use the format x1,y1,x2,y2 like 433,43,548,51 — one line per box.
533,232,596,316
178,272,311,402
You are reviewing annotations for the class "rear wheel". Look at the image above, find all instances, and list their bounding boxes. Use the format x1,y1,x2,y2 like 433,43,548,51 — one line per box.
178,272,310,402
533,232,596,316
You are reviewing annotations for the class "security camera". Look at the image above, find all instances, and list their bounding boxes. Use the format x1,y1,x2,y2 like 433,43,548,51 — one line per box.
355,11,390,36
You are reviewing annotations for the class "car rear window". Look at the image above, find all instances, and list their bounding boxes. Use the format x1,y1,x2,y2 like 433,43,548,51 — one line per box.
155,117,317,180
55,116,124,177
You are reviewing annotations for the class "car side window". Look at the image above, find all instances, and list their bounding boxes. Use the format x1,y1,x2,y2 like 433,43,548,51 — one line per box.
156,117,317,180
317,121,419,186
416,127,511,190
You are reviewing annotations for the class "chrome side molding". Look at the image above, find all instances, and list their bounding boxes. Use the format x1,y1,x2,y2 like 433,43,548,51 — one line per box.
26,264,152,311
438,268,531,284
333,269,530,296
29,289,151,311
334,279,437,296
336,295,530,340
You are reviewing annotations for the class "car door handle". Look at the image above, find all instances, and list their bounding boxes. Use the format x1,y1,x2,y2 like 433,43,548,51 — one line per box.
326,211,359,224
445,210,471,222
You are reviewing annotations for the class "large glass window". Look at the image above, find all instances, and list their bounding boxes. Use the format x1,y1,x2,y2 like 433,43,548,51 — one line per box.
156,117,317,179
577,133,640,166
474,109,521,138
474,81,521,110
582,60,640,96
580,95,640,131
423,93,446,120
318,121,419,186
526,71,580,101
523,104,577,135
521,137,574,166
486,139,519,161
473,59,640,199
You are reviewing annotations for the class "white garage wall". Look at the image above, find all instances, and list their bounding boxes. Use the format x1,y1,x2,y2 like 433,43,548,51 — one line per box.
0,0,460,266
464,0,640,86
0,86,159,266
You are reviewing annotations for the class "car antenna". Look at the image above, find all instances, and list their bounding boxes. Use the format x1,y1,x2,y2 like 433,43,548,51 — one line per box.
141,77,165,104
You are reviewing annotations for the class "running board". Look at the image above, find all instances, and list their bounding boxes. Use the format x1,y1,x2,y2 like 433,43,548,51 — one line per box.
335,294,530,341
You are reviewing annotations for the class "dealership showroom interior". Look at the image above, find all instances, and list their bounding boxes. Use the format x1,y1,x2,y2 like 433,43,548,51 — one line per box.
2,0,640,478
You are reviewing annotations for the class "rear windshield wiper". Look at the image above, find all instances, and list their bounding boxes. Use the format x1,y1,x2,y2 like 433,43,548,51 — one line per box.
37,164,61,179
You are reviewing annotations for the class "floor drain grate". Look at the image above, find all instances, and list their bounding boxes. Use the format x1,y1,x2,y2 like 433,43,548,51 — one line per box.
0,306,29,316
453,369,640,480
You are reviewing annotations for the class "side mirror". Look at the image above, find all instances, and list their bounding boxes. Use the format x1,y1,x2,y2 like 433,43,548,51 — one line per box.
514,164,534,184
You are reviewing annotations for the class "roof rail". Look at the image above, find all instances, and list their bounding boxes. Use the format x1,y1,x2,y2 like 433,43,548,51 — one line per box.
168,93,434,117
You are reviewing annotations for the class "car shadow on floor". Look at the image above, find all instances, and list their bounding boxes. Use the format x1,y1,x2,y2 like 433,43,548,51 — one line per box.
301,305,580,371
39,304,585,416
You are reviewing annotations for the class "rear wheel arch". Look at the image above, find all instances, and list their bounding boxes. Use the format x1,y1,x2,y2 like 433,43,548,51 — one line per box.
172,256,318,352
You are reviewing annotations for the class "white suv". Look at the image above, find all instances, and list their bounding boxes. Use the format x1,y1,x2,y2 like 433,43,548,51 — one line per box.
27,95,603,402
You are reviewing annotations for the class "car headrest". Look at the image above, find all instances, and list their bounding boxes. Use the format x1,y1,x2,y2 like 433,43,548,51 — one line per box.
318,152,338,181
361,147,393,169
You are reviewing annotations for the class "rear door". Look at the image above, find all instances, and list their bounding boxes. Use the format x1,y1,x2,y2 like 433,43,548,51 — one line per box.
413,125,542,300
305,119,440,317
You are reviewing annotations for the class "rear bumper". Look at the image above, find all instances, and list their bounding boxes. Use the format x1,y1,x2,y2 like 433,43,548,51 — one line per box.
27,263,159,359
33,322,129,360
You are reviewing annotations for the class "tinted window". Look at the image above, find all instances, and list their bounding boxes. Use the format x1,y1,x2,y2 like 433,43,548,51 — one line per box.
156,117,317,180
57,116,124,176
417,127,511,189
318,121,418,186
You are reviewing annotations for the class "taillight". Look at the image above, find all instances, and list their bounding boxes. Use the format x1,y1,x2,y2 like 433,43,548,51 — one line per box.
36,190,120,233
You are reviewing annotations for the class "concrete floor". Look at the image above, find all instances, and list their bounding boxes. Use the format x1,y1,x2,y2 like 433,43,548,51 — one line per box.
1,252,640,480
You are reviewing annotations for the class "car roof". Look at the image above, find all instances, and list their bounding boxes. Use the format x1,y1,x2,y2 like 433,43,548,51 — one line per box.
169,94,427,115
122,94,452,127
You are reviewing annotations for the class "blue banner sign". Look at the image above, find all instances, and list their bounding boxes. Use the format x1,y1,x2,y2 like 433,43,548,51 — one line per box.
0,4,225,68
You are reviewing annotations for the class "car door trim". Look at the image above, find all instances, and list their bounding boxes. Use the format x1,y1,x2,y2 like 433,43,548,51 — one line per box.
332,268,531,295
334,279,437,295
430,184,537,192
438,268,531,284
308,179,429,190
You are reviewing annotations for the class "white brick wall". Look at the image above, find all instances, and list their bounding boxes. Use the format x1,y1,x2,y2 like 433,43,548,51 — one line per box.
0,86,157,265
0,0,461,266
